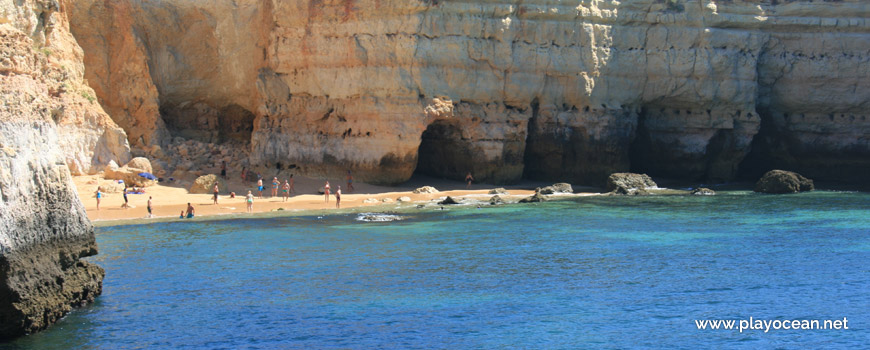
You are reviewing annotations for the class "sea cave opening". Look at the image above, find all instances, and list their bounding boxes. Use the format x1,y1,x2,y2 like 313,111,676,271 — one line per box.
160,102,256,144
414,119,473,181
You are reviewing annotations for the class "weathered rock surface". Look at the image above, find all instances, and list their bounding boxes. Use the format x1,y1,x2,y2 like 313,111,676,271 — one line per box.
607,173,658,194
691,188,716,196
519,190,547,203
0,1,106,338
64,0,870,186
190,174,228,195
754,170,814,194
489,195,505,205
397,196,411,202
540,183,574,195
103,157,156,187
412,186,439,194
488,188,508,195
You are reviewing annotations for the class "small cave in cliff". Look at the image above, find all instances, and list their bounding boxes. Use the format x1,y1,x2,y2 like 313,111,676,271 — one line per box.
160,103,255,144
414,119,472,181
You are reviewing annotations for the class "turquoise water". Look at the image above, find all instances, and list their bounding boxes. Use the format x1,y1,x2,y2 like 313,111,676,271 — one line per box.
4,191,870,349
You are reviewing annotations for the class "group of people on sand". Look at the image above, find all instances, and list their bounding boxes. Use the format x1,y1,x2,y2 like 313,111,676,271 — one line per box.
94,186,155,218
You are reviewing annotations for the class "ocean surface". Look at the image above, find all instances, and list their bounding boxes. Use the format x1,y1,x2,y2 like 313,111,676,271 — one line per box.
3,191,869,349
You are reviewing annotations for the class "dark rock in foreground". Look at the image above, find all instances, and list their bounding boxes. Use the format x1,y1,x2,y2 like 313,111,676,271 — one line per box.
519,189,547,203
607,173,657,195
691,188,716,196
489,195,504,205
754,170,814,194
438,196,460,205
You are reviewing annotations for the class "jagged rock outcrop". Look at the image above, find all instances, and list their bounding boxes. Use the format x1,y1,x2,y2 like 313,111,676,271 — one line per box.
607,173,658,194
0,1,105,338
754,170,814,194
691,188,716,196
1,0,132,175
65,0,870,186
189,174,227,194
103,157,156,187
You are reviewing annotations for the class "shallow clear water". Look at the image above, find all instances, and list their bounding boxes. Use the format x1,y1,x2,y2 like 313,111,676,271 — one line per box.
4,191,870,349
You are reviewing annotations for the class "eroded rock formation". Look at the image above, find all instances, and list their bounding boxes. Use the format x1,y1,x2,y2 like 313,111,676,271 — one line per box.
0,1,106,338
66,0,870,186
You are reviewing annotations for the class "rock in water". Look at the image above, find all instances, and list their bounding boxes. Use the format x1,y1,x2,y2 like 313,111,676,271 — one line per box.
519,190,547,203
413,186,439,194
189,174,228,194
438,196,460,205
691,188,716,196
488,188,508,195
754,170,814,194
0,3,112,338
607,173,657,194
489,195,505,205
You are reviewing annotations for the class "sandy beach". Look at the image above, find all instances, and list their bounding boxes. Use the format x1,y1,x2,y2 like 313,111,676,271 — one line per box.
73,173,600,223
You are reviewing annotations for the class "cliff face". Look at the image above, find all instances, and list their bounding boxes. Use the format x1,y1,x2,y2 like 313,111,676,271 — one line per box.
0,0,106,338
69,0,870,185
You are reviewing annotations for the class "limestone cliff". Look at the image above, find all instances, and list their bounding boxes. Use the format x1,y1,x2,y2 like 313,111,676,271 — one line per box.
68,0,870,185
0,0,106,338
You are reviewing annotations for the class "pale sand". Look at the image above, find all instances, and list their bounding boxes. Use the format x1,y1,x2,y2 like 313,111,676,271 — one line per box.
73,174,599,223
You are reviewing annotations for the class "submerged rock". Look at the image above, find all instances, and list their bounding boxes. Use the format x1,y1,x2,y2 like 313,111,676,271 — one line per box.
413,186,439,194
754,170,814,194
356,213,404,222
438,196,460,205
607,173,657,194
691,188,716,196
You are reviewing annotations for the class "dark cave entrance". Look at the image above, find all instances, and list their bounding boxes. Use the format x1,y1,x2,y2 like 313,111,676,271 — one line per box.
160,103,256,144
414,119,472,181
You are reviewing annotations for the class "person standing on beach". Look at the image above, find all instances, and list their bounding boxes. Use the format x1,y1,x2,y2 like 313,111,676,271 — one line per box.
221,161,227,179
241,166,247,181
346,170,354,193
324,180,331,203
335,186,341,208
282,180,290,202
465,172,474,189
271,177,279,198
213,183,220,205
186,203,195,218
147,196,153,218
257,177,264,199
122,186,129,209
95,187,102,210
289,174,295,193
246,190,254,213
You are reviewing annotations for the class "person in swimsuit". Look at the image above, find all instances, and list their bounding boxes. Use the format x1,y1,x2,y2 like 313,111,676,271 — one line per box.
271,177,279,198
180,210,185,219
213,183,219,205
241,166,247,181
257,178,264,199
465,172,474,189
95,187,102,210
186,203,195,218
289,174,295,193
335,185,341,208
282,180,290,202
220,161,227,179
346,170,354,193
246,191,254,213
147,196,153,218
122,187,129,209
324,181,331,203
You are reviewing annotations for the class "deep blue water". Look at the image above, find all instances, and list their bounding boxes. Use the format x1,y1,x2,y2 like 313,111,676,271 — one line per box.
3,191,870,349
